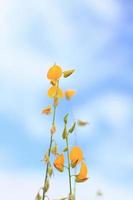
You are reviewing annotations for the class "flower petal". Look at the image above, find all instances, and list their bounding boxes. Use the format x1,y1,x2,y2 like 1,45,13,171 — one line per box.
48,86,64,98
69,146,83,168
76,162,88,183
65,89,76,100
47,65,62,80
54,154,64,172
42,105,52,115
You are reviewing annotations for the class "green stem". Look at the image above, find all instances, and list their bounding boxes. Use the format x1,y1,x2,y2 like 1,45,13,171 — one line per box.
66,135,72,196
42,81,59,200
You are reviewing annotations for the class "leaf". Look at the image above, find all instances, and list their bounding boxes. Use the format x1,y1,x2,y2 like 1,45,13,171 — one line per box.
63,69,75,78
43,179,49,193
64,113,69,124
63,147,68,152
35,192,42,200
69,122,76,133
62,126,68,139
77,120,89,126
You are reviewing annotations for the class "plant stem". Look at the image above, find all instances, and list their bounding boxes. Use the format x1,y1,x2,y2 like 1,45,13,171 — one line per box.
66,135,72,196
42,81,59,200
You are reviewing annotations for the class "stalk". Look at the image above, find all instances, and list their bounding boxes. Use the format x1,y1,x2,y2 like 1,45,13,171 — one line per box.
66,135,72,197
42,81,59,200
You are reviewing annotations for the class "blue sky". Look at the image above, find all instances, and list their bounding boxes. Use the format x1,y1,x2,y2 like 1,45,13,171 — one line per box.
0,0,133,199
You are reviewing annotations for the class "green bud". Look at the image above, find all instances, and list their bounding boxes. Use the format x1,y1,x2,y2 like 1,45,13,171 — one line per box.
69,122,76,133
64,113,69,124
62,126,68,139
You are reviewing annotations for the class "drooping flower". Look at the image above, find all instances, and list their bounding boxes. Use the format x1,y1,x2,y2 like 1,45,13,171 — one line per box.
42,105,52,115
54,154,64,172
75,162,88,183
65,89,76,100
69,146,83,168
47,65,62,80
48,86,64,98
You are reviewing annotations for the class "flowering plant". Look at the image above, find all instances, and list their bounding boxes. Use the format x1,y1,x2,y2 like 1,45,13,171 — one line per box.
35,64,88,200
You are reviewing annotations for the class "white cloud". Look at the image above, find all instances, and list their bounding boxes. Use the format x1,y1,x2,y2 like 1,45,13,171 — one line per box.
0,171,132,200
74,92,132,134
73,92,133,171
84,0,122,22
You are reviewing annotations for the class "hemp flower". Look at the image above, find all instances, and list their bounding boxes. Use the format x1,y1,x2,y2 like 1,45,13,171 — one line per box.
69,146,83,168
42,105,52,115
65,89,76,100
48,86,64,98
75,162,88,183
54,154,65,172
47,64,62,80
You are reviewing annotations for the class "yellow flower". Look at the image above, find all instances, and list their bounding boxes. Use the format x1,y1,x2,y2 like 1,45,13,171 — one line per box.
48,86,64,98
41,105,52,115
65,89,76,100
76,162,88,183
69,146,83,168
54,154,64,172
47,65,62,80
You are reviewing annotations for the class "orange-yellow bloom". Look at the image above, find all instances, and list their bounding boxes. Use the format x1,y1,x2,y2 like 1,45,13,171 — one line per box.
47,65,62,80
76,162,88,183
54,154,64,172
65,89,76,100
42,105,52,115
48,86,64,98
69,146,83,168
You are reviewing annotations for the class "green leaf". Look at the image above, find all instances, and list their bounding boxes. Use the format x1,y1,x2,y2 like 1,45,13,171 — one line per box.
62,126,67,139
64,113,69,124
69,122,76,133
63,147,68,152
